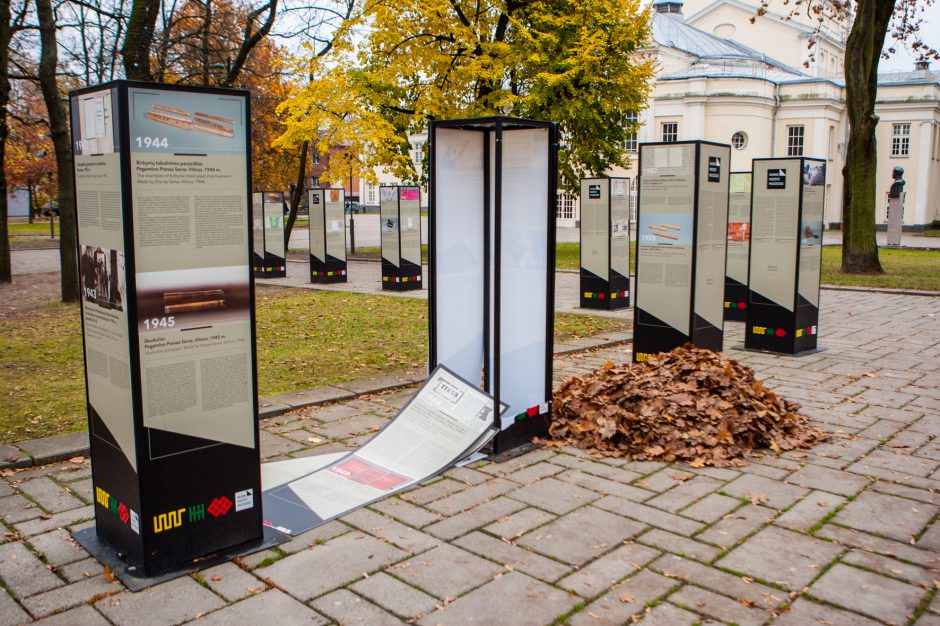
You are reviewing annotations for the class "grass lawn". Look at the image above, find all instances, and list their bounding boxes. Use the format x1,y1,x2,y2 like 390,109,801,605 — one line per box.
555,242,639,271
0,287,626,444
8,221,58,237
821,246,940,291
916,229,940,238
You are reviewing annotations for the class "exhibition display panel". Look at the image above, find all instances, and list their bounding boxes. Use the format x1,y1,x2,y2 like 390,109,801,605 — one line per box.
579,177,631,310
724,172,752,321
308,187,347,283
428,116,558,454
633,141,731,362
380,185,422,291
70,81,262,577
745,157,825,354
252,190,286,278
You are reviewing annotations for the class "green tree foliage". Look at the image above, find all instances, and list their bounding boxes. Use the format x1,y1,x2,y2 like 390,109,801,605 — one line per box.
278,0,654,189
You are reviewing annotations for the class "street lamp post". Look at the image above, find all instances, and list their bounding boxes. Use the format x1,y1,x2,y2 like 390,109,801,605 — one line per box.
37,149,54,238
348,163,356,254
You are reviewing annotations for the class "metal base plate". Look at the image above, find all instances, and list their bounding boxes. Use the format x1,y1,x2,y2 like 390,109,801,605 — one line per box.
737,346,826,357
72,525,287,592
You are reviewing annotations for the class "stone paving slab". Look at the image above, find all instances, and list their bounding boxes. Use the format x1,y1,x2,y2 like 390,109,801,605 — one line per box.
0,289,938,624
14,432,88,466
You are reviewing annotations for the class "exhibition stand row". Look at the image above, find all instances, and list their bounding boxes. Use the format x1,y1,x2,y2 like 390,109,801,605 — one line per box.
68,79,823,583
578,144,824,360
250,185,424,292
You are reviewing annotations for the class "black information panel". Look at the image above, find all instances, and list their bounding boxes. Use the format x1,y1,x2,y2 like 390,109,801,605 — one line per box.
633,141,731,362
70,81,262,576
252,191,285,278
308,188,347,283
579,177,631,310
745,157,825,354
380,186,423,291
429,117,558,454
724,172,752,321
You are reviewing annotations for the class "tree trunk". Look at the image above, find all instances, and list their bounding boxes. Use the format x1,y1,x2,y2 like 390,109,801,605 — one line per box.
122,0,160,81
284,141,308,243
0,0,11,284
840,0,893,274
37,0,79,301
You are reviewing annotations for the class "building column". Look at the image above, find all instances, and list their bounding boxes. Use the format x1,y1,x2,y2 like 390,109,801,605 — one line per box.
914,121,932,226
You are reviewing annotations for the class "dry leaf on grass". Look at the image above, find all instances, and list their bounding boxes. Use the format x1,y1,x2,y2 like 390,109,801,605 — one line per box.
546,345,826,467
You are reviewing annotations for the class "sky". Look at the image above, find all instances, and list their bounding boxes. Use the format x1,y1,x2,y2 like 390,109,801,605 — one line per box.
880,0,940,72
637,0,940,73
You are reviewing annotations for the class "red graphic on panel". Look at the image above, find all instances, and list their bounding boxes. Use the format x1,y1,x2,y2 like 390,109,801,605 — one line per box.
207,496,233,517
118,502,130,524
329,457,409,491
728,222,750,242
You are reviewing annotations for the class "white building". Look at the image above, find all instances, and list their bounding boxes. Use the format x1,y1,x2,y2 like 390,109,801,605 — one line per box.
595,0,940,230
367,0,940,228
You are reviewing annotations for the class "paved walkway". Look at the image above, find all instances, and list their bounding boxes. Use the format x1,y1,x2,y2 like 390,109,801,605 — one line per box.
0,288,939,624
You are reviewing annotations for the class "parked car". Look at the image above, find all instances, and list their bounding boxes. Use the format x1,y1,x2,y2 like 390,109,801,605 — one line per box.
40,201,59,217
345,202,366,214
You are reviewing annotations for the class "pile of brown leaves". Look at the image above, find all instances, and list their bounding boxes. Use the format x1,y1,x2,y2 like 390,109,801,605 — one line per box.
546,345,826,467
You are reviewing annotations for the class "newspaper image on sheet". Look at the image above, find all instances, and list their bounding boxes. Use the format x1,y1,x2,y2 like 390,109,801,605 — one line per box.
262,366,501,535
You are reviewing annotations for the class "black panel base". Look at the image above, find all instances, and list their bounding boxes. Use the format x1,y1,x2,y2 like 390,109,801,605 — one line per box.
633,308,692,362
723,303,747,322
723,280,749,322
310,274,346,284
256,253,286,278
580,269,630,310
310,256,347,284
739,345,824,357
382,257,422,291
382,275,422,291
744,293,819,355
254,266,286,279
491,411,550,455
487,441,541,463
692,314,724,352
580,294,630,310
73,525,286,592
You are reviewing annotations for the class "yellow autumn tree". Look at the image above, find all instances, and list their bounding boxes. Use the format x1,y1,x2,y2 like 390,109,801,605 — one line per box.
278,0,654,188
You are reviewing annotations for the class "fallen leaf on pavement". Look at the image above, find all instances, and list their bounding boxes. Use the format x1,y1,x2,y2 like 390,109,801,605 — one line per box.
749,493,769,506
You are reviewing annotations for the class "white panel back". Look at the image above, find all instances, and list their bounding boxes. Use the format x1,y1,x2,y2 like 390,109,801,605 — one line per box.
433,128,486,385
498,128,550,428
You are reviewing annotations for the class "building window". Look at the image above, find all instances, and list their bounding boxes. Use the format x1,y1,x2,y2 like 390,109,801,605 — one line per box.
662,122,678,143
731,131,747,150
623,112,639,153
366,182,376,205
891,123,911,157
412,141,424,167
786,125,804,156
311,152,320,165
556,193,576,220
